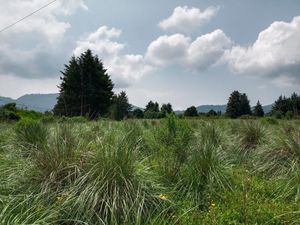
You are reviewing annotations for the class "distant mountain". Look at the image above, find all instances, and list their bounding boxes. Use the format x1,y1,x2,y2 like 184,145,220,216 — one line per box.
0,94,59,112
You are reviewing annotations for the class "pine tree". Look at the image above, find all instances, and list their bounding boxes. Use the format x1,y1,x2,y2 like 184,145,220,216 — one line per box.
226,91,242,118
253,101,264,117
226,91,251,118
54,50,114,118
110,91,131,120
240,93,252,115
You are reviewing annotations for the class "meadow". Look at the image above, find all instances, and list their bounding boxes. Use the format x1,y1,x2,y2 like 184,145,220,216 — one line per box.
0,116,300,224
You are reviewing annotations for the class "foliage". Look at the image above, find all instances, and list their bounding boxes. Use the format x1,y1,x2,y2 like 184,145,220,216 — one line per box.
15,119,48,151
226,91,252,118
0,103,20,121
54,49,114,118
161,103,173,117
132,108,144,119
110,91,131,120
184,106,198,117
1,118,300,224
144,101,161,119
272,92,300,116
253,101,264,117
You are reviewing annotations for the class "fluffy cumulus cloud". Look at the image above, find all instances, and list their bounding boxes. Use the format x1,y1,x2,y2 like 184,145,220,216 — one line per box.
146,34,191,66
187,29,232,70
0,0,87,80
159,6,219,33
224,16,300,86
146,29,232,71
74,26,154,87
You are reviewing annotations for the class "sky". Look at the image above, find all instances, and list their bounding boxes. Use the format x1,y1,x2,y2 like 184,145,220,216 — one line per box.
0,0,299,110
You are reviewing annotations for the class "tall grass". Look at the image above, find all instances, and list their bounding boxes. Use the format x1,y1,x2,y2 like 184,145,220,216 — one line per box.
178,123,231,207
145,114,192,182
257,123,300,201
58,125,169,225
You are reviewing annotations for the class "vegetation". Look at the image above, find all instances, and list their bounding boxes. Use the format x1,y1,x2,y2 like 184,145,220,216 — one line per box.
226,91,252,118
53,50,114,118
184,106,198,117
253,101,264,117
1,116,300,224
1,49,300,224
272,92,300,118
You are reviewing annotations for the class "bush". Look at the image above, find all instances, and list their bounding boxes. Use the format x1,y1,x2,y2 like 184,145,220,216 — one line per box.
285,110,294,120
0,103,20,121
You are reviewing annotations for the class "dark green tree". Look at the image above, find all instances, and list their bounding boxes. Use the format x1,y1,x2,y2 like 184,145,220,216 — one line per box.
207,109,217,117
240,93,252,115
132,108,144,119
253,101,264,117
144,101,160,118
110,91,131,121
272,93,300,117
161,103,173,117
226,91,251,118
54,49,114,119
184,106,198,117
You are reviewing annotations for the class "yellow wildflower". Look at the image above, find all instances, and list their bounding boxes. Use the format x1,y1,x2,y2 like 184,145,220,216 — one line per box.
159,194,168,200
211,203,216,208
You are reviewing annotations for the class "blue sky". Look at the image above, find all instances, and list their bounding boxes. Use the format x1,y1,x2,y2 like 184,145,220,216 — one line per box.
0,0,299,109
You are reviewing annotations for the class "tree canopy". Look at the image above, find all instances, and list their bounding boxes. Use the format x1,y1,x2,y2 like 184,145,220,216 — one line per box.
226,91,252,118
184,106,198,117
54,49,114,119
272,93,300,117
253,101,264,117
110,91,131,121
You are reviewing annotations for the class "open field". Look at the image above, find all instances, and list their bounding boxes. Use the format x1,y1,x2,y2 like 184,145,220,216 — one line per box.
0,116,300,224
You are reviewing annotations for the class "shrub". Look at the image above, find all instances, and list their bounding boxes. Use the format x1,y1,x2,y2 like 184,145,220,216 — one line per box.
0,103,20,121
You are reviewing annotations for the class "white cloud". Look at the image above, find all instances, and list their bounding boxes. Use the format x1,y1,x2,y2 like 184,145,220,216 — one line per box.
146,30,232,71
0,0,87,43
187,29,232,70
224,16,300,86
74,26,124,58
74,26,154,87
159,6,219,33
146,34,191,66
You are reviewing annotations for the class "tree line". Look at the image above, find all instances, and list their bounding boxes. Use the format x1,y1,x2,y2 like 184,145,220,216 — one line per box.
49,49,299,120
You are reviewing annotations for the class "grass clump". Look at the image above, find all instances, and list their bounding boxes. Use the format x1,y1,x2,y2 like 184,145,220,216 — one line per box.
61,125,169,225
257,124,300,201
146,113,192,182
178,123,231,207
15,119,48,152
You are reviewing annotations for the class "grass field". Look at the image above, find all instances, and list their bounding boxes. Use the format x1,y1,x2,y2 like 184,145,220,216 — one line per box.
0,116,300,224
